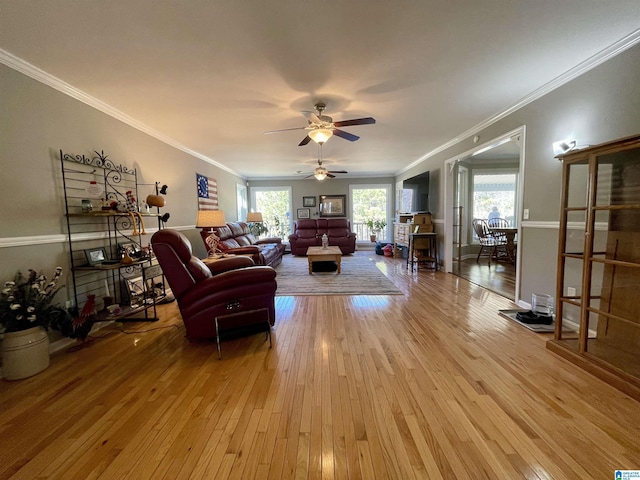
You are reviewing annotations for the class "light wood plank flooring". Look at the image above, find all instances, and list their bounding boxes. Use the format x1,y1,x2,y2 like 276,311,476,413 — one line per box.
1,251,639,479
453,257,516,300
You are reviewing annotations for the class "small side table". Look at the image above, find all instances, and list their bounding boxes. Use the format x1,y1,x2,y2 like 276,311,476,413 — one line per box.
408,232,438,271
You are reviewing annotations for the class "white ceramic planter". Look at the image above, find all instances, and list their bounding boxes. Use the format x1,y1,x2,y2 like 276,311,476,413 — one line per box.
1,326,50,380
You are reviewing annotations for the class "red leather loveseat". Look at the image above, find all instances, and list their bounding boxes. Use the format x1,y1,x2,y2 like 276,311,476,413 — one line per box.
200,221,285,268
288,218,356,256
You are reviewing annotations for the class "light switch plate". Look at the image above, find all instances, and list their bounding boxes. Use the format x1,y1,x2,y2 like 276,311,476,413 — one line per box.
523,209,529,220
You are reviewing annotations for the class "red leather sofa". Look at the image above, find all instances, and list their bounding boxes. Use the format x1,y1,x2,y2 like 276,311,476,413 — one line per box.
200,222,285,268
151,229,277,341
288,218,356,256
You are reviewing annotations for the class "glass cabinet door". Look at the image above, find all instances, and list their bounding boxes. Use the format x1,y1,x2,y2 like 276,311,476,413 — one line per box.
555,159,589,348
585,148,640,376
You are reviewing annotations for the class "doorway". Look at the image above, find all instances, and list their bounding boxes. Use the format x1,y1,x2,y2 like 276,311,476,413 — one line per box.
444,127,525,302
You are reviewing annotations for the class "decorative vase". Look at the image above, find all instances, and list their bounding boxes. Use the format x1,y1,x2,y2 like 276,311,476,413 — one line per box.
1,326,50,380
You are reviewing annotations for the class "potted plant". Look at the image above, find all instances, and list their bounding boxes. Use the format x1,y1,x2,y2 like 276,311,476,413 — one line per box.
365,218,387,242
249,221,269,238
0,267,68,380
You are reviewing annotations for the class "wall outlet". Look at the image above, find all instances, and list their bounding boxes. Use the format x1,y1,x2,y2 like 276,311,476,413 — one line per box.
523,208,529,220
567,287,576,297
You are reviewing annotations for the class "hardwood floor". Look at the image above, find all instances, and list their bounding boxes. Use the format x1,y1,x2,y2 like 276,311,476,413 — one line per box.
453,257,516,300
1,251,639,479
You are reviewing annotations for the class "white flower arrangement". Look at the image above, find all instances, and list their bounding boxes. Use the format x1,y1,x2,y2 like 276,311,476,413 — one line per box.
0,267,66,333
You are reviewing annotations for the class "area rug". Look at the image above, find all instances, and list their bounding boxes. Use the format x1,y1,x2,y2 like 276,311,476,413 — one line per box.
498,309,576,333
275,253,403,296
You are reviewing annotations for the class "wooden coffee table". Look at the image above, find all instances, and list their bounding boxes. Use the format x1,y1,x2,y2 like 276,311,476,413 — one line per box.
306,246,342,274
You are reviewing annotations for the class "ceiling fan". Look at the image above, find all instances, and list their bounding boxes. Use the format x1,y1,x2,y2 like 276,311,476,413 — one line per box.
265,102,375,146
298,146,347,181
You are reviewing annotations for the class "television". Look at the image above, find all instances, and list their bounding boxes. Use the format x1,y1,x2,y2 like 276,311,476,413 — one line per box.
400,171,430,213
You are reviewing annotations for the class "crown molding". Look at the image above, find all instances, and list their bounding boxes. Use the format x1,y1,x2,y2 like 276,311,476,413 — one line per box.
0,49,244,179
398,28,640,175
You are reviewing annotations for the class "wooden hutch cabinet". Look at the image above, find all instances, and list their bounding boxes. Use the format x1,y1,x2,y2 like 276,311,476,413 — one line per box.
548,134,640,400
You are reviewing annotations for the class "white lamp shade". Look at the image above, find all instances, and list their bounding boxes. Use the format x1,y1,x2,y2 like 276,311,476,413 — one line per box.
247,211,263,222
308,128,333,144
196,209,226,228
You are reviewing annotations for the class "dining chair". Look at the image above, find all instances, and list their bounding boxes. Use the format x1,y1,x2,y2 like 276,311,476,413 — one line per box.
487,217,509,228
472,218,508,266
487,217,509,242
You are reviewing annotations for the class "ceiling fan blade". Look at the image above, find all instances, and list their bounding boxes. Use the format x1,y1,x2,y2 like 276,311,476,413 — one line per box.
264,126,307,134
328,170,348,174
326,173,336,179
301,110,321,124
298,135,312,146
333,129,360,142
333,117,376,127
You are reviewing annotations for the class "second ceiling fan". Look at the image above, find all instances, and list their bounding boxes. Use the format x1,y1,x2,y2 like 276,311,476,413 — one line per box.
299,146,347,181
265,102,376,146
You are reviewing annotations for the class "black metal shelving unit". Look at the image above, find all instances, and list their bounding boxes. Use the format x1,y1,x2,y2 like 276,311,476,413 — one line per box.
60,149,165,322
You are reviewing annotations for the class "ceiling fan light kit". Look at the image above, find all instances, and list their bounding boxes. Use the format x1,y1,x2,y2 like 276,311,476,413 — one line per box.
314,168,328,181
308,128,333,144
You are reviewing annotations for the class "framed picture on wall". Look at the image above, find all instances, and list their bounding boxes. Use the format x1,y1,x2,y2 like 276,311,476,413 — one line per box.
303,196,316,207
319,194,346,217
297,208,310,219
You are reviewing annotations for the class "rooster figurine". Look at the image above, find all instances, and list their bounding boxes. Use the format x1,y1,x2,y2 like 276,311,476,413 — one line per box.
72,294,97,344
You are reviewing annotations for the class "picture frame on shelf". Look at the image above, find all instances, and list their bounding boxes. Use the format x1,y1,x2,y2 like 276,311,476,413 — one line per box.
84,247,107,266
297,208,310,219
319,194,346,217
303,196,316,207
125,276,146,308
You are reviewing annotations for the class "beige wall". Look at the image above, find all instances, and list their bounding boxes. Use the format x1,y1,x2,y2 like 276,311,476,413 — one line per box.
0,64,245,296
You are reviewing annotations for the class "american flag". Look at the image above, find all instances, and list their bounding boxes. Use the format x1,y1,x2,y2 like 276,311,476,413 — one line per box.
196,173,218,210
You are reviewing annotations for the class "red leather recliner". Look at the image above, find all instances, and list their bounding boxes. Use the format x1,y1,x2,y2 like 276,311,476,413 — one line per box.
151,229,277,341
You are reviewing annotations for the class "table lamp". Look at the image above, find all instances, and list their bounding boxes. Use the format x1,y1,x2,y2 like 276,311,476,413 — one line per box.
196,210,227,256
246,211,264,237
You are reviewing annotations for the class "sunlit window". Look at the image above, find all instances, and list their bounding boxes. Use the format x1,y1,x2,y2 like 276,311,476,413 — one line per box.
472,171,517,240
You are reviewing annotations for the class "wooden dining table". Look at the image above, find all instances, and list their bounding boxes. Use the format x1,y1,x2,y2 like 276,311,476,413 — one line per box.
489,227,517,263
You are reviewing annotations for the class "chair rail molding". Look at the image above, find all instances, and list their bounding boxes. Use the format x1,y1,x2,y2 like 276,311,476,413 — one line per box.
0,225,192,249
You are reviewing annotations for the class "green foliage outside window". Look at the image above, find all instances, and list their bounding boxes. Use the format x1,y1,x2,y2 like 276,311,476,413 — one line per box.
254,190,291,239
352,188,387,224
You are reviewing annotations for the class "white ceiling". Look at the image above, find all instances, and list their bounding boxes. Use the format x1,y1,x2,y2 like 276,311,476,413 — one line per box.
1,1,639,179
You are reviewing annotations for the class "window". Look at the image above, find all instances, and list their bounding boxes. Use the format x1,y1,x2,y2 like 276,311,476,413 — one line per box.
236,183,247,222
472,170,518,240
456,165,469,248
350,184,392,241
250,186,292,240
